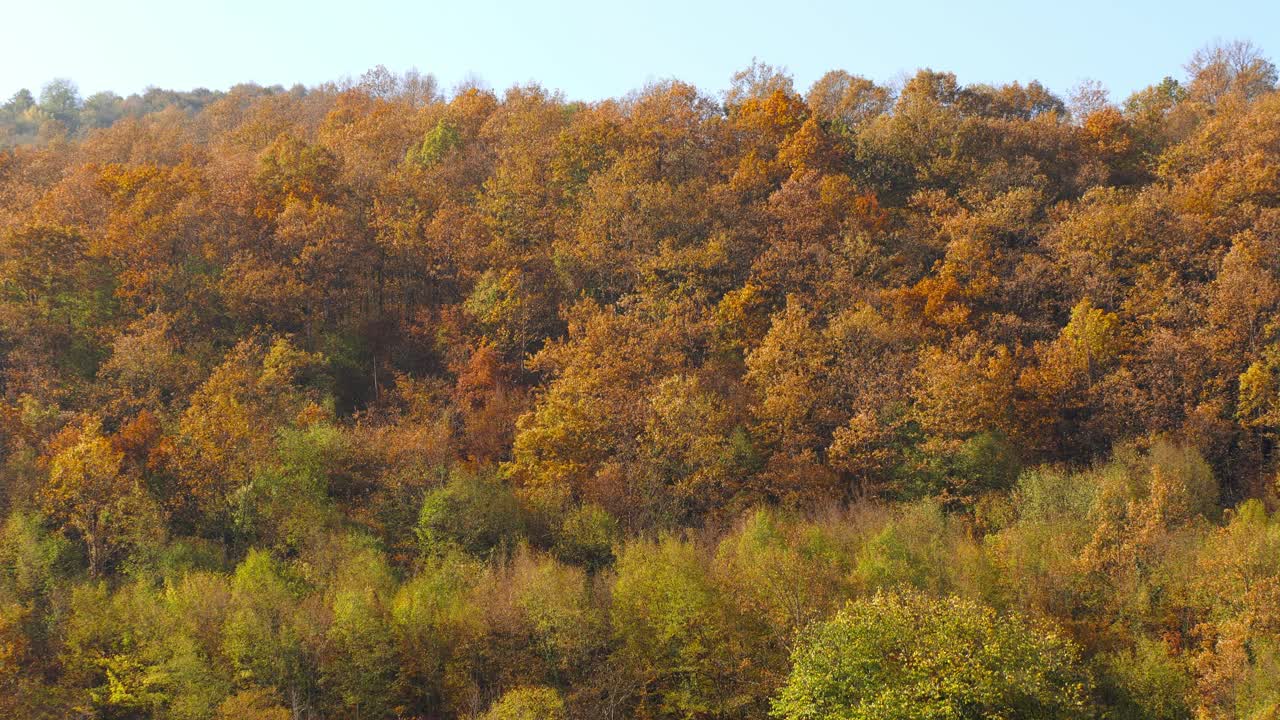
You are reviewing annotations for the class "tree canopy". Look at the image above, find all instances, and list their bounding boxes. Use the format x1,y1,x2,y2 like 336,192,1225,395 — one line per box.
3,43,1280,719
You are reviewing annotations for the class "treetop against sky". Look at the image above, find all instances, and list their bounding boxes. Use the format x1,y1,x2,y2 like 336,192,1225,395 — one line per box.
3,0,1278,102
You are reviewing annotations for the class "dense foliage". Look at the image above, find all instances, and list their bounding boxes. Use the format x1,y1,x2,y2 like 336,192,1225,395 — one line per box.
773,591,1091,720
4,43,1280,718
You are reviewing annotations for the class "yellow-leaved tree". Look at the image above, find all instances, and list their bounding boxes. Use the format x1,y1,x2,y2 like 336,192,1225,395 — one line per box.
40,419,160,576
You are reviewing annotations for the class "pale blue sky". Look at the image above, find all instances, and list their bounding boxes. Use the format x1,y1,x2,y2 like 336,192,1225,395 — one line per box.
4,0,1278,103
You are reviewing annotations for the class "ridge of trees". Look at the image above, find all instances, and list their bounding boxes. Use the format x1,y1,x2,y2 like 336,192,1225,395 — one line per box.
4,41,1280,719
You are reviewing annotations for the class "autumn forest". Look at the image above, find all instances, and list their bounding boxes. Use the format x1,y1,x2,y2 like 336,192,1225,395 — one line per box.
4,43,1280,719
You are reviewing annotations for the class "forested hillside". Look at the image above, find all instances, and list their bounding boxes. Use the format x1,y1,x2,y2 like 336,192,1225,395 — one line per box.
4,43,1280,719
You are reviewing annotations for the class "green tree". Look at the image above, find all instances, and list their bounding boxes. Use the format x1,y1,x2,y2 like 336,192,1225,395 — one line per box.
222,550,310,716
37,78,80,131
321,537,396,718
773,591,1093,720
610,534,746,717
482,686,567,720
416,469,525,558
